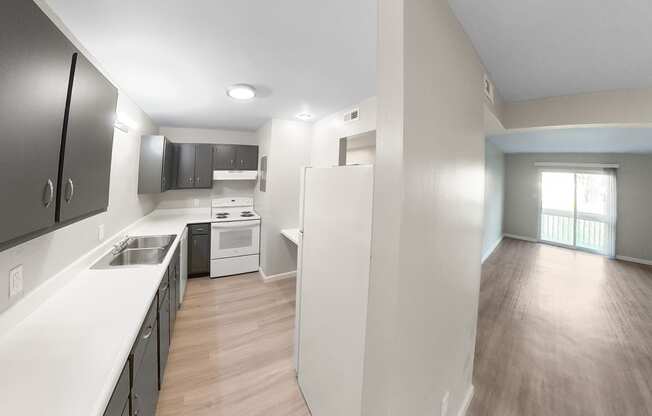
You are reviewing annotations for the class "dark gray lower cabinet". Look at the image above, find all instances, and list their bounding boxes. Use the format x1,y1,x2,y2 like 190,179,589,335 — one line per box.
103,363,130,416
189,224,210,277
105,247,183,416
132,300,159,416
157,288,170,390
168,252,178,328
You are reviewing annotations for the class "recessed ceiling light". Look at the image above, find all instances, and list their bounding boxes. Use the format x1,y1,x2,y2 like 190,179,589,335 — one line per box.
296,112,314,121
226,84,256,101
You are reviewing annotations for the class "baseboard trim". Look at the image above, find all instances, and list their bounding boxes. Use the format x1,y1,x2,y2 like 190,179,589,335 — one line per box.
458,385,475,416
616,256,652,266
503,233,538,243
482,236,504,263
258,268,297,283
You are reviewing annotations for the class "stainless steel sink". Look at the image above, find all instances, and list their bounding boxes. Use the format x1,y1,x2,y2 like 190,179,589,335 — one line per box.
92,234,177,269
126,235,175,249
109,248,166,266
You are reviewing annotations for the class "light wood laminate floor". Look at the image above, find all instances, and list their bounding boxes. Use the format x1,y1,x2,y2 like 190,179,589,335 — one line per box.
156,273,309,416
469,238,652,416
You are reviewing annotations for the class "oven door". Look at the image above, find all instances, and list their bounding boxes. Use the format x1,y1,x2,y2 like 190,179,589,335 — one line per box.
211,220,260,259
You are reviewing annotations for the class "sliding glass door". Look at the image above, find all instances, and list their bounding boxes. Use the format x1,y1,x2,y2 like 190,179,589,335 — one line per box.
539,169,617,256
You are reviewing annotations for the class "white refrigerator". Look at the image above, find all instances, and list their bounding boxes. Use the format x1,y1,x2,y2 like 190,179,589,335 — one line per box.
296,165,374,416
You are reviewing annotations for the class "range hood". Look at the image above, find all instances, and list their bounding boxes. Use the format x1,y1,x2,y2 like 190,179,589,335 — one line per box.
213,170,258,181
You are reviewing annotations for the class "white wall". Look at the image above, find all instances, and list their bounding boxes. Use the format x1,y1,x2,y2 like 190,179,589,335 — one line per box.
156,126,258,208
0,93,159,314
502,88,652,129
504,153,652,262
363,1,485,415
482,141,505,261
254,120,311,277
311,97,377,167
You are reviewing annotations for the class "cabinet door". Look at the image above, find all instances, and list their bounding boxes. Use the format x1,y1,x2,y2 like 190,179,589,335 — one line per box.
190,234,210,276
168,260,177,329
175,246,181,309
58,53,118,222
236,146,259,171
175,144,196,189
103,363,130,416
194,144,213,188
162,139,177,191
0,0,74,246
157,289,170,390
213,144,236,170
132,335,159,416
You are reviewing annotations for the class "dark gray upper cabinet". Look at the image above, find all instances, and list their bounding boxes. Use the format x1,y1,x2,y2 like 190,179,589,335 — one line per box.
57,52,118,223
163,139,177,191
236,145,259,170
213,144,237,170
138,136,176,193
0,0,74,247
194,144,213,188
213,145,258,171
175,144,196,189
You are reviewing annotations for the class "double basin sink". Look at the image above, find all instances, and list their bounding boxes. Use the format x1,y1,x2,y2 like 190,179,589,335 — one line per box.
92,235,177,269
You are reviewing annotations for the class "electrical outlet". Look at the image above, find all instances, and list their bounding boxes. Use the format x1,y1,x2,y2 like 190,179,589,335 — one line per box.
9,265,24,299
193,198,200,208
98,224,105,241
441,391,450,416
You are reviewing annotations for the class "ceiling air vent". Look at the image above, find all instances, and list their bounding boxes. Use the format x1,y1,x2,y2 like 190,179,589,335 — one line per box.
344,108,360,123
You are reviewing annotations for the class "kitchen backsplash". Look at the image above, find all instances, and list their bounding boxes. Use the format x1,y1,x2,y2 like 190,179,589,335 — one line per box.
156,180,256,209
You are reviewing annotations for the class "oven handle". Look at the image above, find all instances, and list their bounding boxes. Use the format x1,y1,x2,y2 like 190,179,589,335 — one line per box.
211,220,260,229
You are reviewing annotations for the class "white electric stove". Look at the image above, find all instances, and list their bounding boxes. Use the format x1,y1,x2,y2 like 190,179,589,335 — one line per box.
210,197,261,278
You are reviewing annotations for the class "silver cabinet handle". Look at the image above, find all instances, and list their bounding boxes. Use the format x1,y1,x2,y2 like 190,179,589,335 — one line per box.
43,179,54,207
65,178,74,203
133,393,140,416
142,325,154,340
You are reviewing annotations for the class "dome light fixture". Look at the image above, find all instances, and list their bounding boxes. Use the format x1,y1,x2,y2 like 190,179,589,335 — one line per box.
226,84,256,101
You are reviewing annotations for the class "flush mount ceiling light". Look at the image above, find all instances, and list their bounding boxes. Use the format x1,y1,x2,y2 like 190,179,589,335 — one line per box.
296,112,314,121
226,84,256,101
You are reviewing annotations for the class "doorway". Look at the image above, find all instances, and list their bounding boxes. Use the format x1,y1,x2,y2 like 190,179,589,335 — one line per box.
539,169,617,256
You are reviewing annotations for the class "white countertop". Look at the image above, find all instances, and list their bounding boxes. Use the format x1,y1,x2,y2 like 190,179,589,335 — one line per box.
0,209,213,416
281,228,300,245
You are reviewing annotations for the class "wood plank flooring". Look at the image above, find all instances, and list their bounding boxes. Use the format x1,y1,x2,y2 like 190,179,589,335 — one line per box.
156,273,309,416
469,238,652,416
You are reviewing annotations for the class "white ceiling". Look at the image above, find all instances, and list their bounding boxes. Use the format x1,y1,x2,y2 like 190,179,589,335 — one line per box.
44,0,377,131
489,127,652,154
449,0,652,102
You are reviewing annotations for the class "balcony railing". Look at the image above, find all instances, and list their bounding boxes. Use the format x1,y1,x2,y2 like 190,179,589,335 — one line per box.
540,209,608,252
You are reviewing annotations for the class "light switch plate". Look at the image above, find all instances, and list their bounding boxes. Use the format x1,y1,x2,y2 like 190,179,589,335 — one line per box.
9,265,24,298
193,198,200,208
98,224,105,241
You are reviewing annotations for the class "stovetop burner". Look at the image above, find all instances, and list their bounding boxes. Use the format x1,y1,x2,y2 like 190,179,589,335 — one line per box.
241,213,255,217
